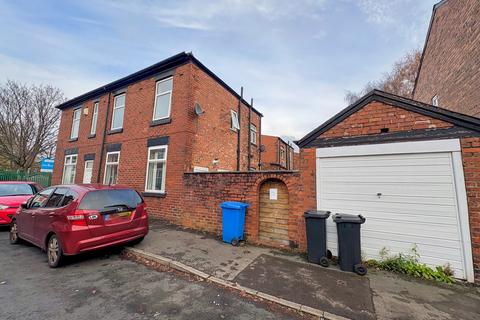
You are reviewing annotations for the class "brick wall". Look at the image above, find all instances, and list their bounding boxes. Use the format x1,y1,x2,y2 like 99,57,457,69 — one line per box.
320,101,452,139
261,135,295,170
414,0,480,117
190,64,261,171
460,137,480,282
179,171,314,250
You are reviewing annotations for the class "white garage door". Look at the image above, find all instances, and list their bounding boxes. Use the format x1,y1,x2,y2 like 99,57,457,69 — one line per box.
316,140,474,281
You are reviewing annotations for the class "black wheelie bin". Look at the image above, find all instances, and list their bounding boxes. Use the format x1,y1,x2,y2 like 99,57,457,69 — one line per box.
332,213,367,275
304,210,331,267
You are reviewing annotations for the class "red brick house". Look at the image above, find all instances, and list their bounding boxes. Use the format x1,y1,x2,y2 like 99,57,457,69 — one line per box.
413,0,480,117
297,90,480,283
52,52,262,219
260,135,296,170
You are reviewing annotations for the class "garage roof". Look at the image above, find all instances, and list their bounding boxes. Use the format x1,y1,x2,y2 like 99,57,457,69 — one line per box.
296,89,480,148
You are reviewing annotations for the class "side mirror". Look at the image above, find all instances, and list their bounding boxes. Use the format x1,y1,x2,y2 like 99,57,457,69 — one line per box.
21,202,28,209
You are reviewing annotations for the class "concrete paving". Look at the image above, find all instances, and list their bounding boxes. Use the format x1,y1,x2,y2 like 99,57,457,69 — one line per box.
0,228,307,320
234,254,375,320
136,219,480,320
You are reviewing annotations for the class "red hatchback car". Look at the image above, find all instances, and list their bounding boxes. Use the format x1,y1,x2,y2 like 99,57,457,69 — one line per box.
0,181,42,225
10,184,148,267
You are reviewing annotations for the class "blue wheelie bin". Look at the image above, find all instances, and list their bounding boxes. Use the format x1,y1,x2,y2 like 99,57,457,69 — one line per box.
220,201,249,246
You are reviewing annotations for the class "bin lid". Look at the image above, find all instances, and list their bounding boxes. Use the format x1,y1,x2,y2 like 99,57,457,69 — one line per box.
220,201,250,210
304,210,330,219
332,213,366,224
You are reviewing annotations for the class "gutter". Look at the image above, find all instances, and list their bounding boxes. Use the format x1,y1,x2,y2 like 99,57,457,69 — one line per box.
97,90,111,183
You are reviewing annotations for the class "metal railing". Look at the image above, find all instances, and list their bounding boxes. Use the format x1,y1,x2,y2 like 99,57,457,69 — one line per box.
0,170,52,187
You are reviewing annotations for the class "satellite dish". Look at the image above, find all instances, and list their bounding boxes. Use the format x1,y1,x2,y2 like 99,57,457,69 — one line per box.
194,103,204,116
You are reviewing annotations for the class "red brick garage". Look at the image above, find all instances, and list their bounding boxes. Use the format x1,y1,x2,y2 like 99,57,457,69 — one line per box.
297,90,480,283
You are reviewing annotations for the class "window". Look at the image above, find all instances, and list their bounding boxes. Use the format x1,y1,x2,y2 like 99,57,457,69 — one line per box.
30,188,54,208
90,102,99,135
250,124,257,145
153,77,173,120
70,108,81,139
104,152,120,185
231,110,240,131
83,160,94,183
45,188,69,208
280,146,286,160
145,146,167,193
111,94,125,130
79,189,142,211
60,189,78,207
432,95,439,107
0,183,36,196
62,154,77,184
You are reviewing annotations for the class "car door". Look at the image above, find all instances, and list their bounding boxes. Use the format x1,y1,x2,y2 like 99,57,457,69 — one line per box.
33,187,69,249
17,188,54,243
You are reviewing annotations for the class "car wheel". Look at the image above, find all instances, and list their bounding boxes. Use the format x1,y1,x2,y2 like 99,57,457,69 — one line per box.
319,256,330,268
47,234,63,268
9,220,20,245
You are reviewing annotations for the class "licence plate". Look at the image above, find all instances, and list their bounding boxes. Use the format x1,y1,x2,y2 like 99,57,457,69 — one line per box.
104,211,132,221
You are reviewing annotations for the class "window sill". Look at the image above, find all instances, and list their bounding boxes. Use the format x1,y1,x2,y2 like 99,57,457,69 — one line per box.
108,128,123,135
142,192,167,198
68,138,78,142
150,118,171,127
88,134,96,139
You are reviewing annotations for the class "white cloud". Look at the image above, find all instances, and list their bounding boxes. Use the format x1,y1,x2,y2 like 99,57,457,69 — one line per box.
102,0,327,30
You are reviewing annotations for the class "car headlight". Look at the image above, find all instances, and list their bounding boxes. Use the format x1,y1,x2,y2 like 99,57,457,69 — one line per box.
0,204,9,210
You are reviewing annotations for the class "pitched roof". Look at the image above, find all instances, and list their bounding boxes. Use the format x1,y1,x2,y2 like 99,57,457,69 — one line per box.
56,52,263,117
296,89,480,148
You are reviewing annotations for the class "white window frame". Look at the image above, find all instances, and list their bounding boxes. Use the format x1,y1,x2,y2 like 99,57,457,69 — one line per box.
111,94,125,130
144,146,168,193
83,160,94,183
70,108,81,139
62,154,77,184
250,124,257,145
103,151,120,185
432,95,439,107
90,102,99,135
153,77,173,121
231,110,240,131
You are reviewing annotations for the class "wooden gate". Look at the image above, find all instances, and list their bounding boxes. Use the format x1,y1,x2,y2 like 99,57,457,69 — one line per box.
259,179,290,244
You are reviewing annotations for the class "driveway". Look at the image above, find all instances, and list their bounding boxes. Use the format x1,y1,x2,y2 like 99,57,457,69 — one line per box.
0,229,305,320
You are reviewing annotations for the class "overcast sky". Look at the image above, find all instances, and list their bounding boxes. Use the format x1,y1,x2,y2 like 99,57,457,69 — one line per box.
0,0,438,141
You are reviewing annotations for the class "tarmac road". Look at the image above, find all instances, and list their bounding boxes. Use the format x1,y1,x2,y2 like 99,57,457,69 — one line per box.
0,228,304,320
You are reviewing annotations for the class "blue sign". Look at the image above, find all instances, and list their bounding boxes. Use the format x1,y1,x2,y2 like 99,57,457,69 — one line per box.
40,158,54,173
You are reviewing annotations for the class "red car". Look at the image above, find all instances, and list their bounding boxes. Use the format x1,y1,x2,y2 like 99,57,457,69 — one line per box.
10,184,148,267
0,181,42,226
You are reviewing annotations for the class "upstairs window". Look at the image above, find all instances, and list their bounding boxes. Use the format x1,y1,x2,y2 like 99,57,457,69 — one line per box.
153,77,173,120
70,108,81,139
104,152,120,185
111,94,125,130
90,102,99,135
250,124,257,145
231,110,240,131
432,95,439,107
62,154,77,184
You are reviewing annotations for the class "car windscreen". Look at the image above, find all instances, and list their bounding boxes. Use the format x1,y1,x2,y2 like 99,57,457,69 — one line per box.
0,183,35,197
78,189,143,211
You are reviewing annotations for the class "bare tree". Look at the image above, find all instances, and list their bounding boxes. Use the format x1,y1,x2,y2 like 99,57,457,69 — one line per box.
345,49,422,104
0,80,65,170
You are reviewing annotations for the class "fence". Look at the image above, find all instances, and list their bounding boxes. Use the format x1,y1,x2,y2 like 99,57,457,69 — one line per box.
0,170,52,187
